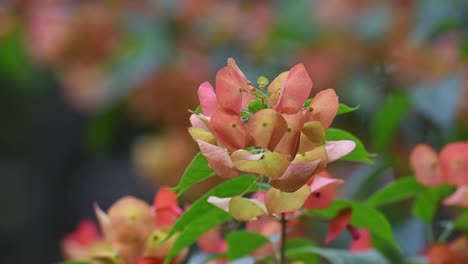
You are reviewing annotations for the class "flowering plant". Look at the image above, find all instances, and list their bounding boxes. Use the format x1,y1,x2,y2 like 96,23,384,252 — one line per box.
61,59,398,264
365,142,468,263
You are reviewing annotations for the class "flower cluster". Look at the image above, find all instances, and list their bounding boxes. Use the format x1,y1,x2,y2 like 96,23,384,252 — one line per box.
189,58,355,219
410,142,468,207
61,187,186,264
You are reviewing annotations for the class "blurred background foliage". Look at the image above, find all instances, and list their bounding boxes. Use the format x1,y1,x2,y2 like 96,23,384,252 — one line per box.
0,0,467,263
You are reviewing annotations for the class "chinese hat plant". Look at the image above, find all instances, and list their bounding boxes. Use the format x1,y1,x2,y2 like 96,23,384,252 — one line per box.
60,58,393,264
163,58,393,264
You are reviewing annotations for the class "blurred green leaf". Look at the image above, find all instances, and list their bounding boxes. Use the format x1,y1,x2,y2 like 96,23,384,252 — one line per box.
338,103,360,115
412,185,453,223
0,28,35,88
285,239,318,263
164,175,259,264
308,200,400,252
288,246,390,264
454,211,468,231
84,104,123,155
412,189,439,223
226,231,269,260
326,128,374,163
371,92,410,151
365,177,424,208
462,37,468,61
314,248,390,264
172,152,215,196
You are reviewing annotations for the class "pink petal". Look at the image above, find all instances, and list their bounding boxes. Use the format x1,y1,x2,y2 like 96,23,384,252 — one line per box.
303,89,339,129
439,142,468,186
325,140,356,163
267,71,289,108
247,109,288,151
69,219,100,245
210,108,251,151
308,173,343,192
270,159,321,192
349,228,373,252
227,58,256,110
153,187,182,228
325,208,352,243
154,186,179,210
189,114,210,130
443,186,468,208
197,81,218,116
138,257,165,264
154,207,182,228
246,215,281,236
304,172,343,210
197,140,239,179
275,64,313,114
409,144,444,187
215,59,252,114
93,203,110,241
197,226,227,253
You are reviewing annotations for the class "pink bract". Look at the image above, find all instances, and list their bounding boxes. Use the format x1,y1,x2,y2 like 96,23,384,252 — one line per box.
439,142,468,186
325,208,352,243
409,144,444,187
274,64,313,114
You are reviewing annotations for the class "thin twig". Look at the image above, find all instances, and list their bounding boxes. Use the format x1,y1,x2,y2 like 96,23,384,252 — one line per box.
280,213,287,264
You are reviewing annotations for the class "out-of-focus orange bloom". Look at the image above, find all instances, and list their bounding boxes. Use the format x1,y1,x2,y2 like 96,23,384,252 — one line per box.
427,244,460,264
59,187,188,264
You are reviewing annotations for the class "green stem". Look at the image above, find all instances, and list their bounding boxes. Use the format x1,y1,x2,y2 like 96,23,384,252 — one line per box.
438,221,454,243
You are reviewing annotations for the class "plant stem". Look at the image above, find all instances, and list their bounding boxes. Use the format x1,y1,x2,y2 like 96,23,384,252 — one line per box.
280,213,286,264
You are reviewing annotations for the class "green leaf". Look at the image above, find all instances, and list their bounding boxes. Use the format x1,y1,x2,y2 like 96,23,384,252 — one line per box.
285,239,318,263
412,185,453,223
84,103,123,155
164,175,259,264
411,189,439,223
226,231,269,260
172,152,215,196
338,103,360,115
365,177,424,208
0,27,35,88
303,98,312,108
371,92,410,151
191,105,202,114
454,211,468,231
308,200,399,252
286,240,389,264
325,128,374,163
311,248,390,264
